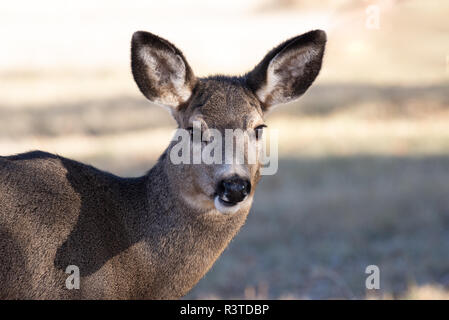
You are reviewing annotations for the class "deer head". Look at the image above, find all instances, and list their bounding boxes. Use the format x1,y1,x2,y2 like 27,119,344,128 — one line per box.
131,30,326,215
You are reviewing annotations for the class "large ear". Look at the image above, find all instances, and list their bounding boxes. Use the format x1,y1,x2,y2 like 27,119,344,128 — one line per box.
131,31,197,111
246,30,326,110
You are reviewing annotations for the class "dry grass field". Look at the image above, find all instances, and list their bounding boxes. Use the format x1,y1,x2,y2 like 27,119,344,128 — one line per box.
0,0,448,299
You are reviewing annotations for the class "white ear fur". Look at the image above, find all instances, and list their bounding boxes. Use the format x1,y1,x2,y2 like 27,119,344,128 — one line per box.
138,46,192,107
256,45,320,107
246,30,326,110
131,31,197,112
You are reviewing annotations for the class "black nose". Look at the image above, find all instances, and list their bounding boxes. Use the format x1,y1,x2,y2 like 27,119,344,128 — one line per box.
217,176,251,204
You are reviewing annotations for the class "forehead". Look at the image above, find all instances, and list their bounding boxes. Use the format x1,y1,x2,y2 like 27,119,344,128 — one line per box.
184,77,263,129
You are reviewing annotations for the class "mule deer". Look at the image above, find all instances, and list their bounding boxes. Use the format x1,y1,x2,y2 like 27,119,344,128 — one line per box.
0,30,326,299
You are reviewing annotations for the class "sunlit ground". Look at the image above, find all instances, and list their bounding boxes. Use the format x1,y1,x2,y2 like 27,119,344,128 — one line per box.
1,0,448,299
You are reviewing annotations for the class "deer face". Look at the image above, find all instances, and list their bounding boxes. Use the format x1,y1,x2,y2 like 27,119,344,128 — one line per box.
131,30,326,214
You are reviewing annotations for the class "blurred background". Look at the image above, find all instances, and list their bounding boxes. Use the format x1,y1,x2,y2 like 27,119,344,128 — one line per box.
1,0,448,299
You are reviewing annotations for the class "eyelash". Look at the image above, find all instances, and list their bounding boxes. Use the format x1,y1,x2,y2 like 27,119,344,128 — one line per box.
255,125,267,140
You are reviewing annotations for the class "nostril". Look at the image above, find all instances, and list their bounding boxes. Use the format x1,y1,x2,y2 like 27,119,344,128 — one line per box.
243,180,251,195
217,180,228,194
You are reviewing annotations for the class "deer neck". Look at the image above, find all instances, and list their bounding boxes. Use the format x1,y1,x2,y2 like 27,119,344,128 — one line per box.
133,151,250,298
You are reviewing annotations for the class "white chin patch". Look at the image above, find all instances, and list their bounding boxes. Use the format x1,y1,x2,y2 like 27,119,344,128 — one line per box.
214,196,241,215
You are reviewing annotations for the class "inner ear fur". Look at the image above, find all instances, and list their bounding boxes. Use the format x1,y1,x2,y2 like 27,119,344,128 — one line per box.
131,31,197,110
245,30,326,110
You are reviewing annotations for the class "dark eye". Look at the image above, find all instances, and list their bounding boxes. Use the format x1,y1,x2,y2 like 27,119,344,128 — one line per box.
255,124,267,140
186,126,208,143
186,127,194,139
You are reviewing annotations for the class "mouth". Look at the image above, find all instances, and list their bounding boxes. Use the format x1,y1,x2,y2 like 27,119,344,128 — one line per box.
213,195,242,214
217,197,238,207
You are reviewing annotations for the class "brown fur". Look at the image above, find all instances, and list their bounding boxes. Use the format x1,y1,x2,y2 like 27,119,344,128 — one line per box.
0,30,326,299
